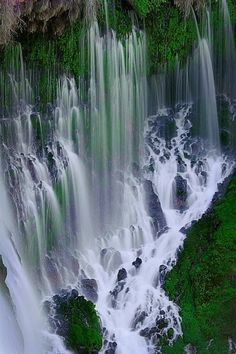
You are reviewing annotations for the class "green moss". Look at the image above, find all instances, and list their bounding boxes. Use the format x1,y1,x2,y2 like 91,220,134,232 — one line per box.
217,98,236,149
132,0,167,18
57,295,103,353
1,0,236,104
163,173,236,353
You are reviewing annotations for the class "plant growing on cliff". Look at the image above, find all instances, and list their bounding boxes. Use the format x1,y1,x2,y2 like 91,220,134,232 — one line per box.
163,173,236,353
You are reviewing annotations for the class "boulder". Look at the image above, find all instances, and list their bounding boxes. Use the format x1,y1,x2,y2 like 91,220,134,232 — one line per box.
143,179,167,235
81,278,98,303
132,257,142,269
173,175,188,209
46,289,102,354
117,268,127,282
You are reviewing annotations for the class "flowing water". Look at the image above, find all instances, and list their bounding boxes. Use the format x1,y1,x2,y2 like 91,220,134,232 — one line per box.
0,1,235,354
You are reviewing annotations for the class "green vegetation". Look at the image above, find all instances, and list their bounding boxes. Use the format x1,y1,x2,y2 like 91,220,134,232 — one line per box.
163,172,236,353
0,0,235,103
56,295,103,353
217,98,236,149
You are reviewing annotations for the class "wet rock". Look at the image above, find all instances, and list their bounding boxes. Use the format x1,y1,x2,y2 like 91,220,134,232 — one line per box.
0,256,7,284
81,278,98,303
143,179,166,235
110,281,126,307
139,327,150,337
132,310,148,329
117,268,127,282
159,264,167,284
139,327,158,339
176,155,187,173
156,318,168,330
132,257,142,269
70,289,79,299
27,157,37,182
184,344,197,354
157,225,169,238
195,160,204,175
105,341,117,354
200,171,208,185
173,175,188,209
159,156,166,163
129,225,135,232
163,150,171,160
184,119,192,130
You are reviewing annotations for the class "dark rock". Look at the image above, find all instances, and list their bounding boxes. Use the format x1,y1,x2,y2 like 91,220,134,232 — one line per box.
70,289,79,299
200,171,208,185
105,341,117,354
81,278,98,303
0,255,7,284
110,282,126,307
132,257,142,269
173,175,188,209
159,264,167,284
176,155,187,173
157,225,169,238
159,156,166,163
139,327,150,337
140,326,161,339
132,311,147,329
156,318,168,330
143,179,166,235
27,157,37,182
117,268,127,282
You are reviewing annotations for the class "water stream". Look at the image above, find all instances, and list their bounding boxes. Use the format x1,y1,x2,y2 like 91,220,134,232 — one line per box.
0,1,235,353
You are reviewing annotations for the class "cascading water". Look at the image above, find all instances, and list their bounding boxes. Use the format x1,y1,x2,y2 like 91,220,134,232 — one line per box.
0,1,236,354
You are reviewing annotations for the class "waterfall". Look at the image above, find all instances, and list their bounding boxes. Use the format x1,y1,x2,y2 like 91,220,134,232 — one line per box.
0,0,235,353
215,0,236,97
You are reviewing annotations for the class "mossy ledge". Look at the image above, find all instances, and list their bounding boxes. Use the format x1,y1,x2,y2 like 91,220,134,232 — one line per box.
163,172,236,353
47,290,103,354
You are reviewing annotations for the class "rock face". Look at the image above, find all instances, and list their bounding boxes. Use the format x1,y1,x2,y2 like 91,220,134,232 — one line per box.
0,0,84,44
173,175,188,209
46,289,102,354
143,179,167,236
81,278,98,303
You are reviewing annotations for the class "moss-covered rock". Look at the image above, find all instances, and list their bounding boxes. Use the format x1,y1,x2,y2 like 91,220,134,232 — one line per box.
47,289,103,353
163,172,236,353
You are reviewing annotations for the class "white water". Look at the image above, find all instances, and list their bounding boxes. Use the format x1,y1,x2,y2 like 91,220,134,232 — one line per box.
82,105,232,354
0,1,235,354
